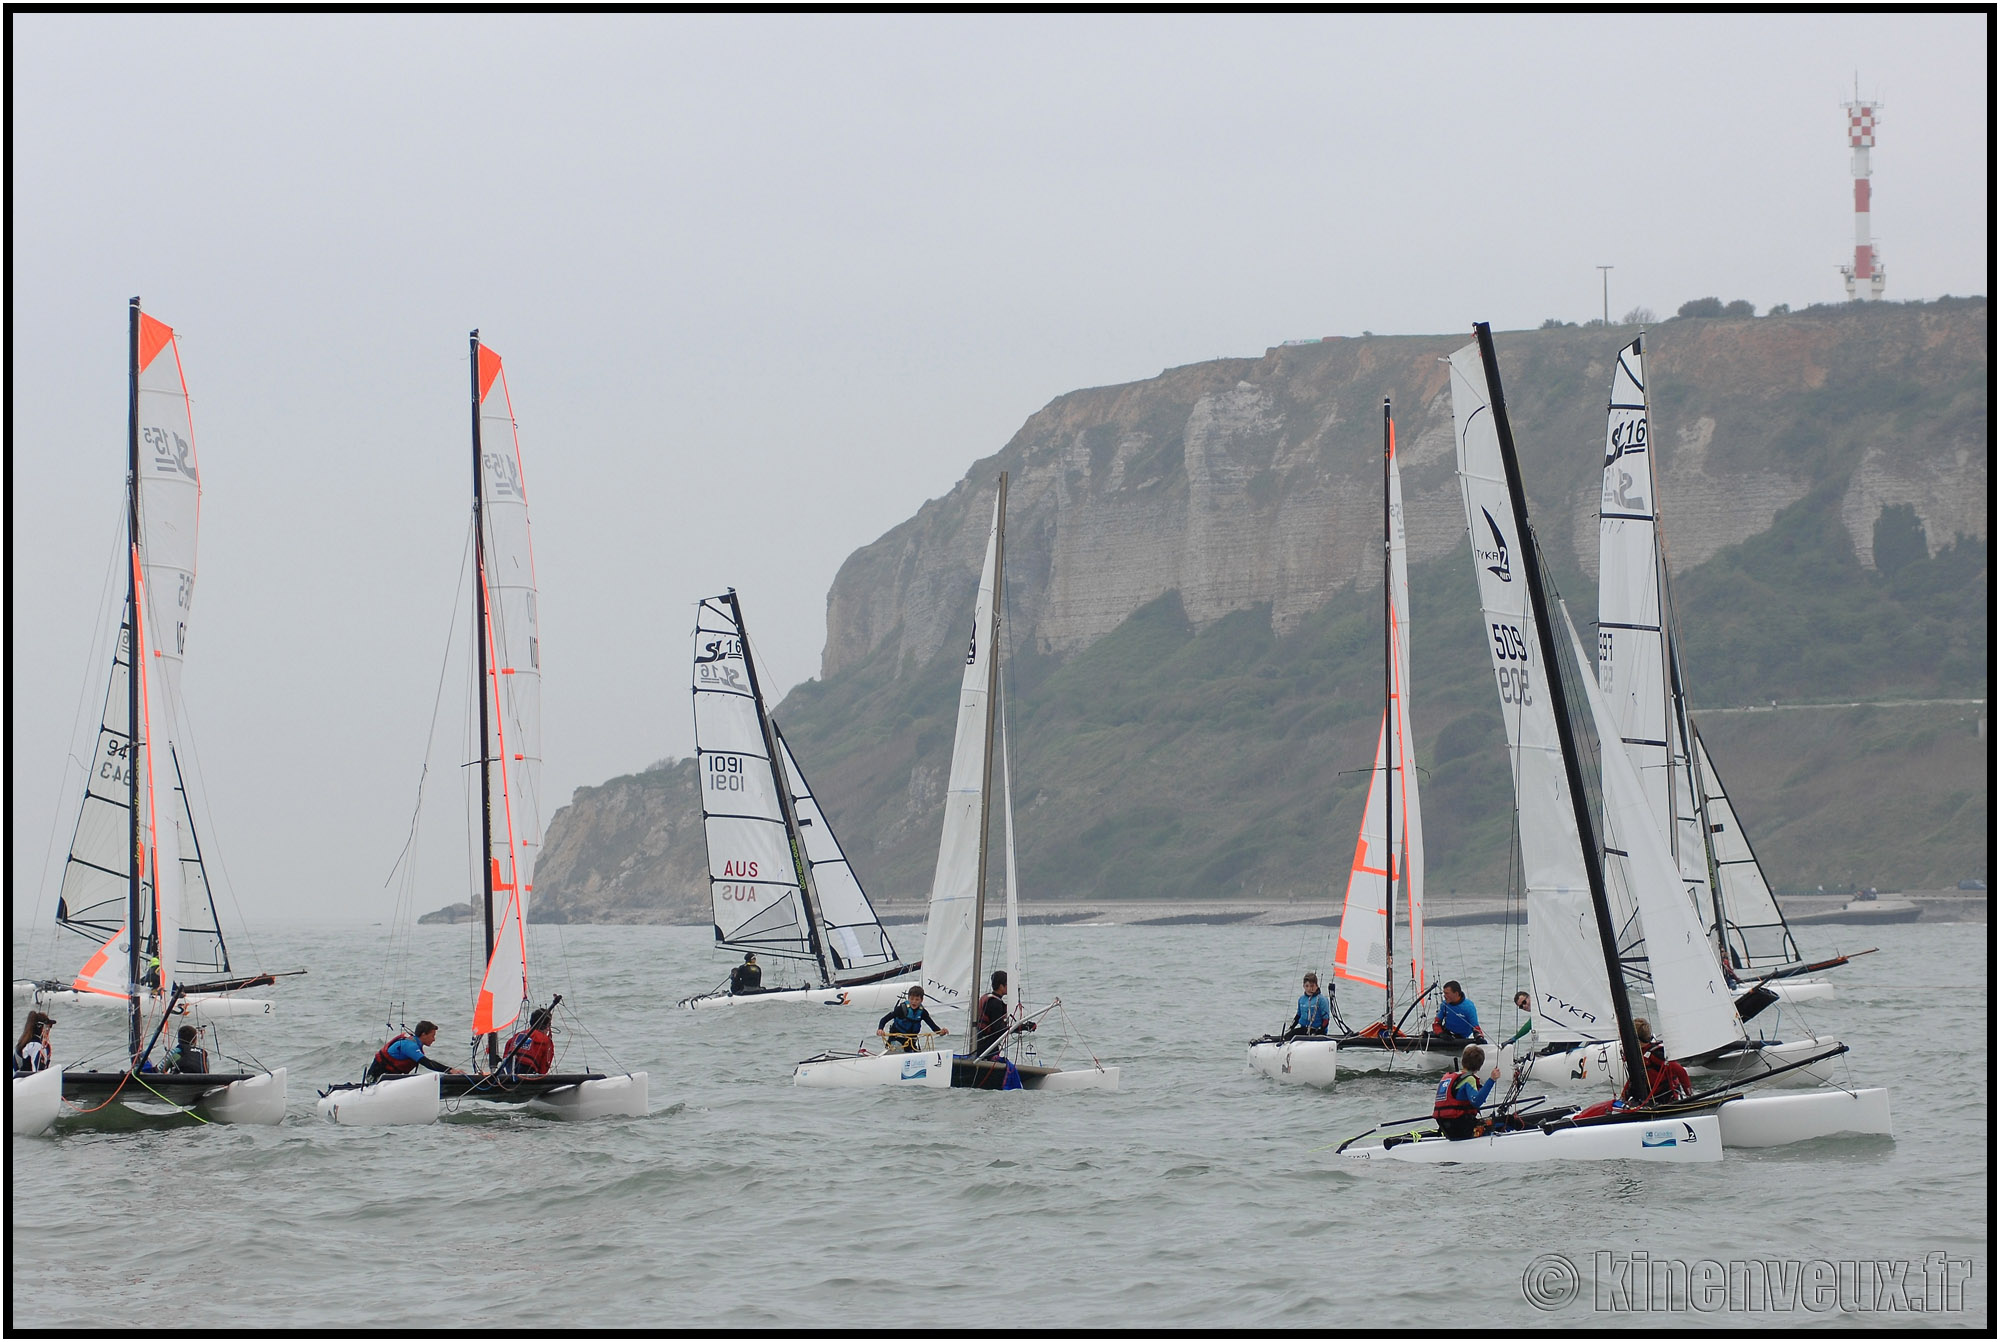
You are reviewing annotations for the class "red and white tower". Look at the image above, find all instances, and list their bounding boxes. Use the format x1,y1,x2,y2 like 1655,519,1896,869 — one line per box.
1840,91,1886,301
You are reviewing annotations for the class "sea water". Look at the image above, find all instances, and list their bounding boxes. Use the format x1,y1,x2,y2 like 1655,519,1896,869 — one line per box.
7,918,1986,1329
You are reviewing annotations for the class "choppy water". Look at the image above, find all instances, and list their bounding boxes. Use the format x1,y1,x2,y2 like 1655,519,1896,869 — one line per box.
9,919,1986,1329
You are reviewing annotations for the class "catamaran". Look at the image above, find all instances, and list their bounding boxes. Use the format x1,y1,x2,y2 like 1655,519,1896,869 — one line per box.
1597,334,1854,1002
30,299,289,1130
1249,401,1460,1087
680,590,919,1010
316,332,645,1126
1341,325,1888,1163
794,475,1118,1091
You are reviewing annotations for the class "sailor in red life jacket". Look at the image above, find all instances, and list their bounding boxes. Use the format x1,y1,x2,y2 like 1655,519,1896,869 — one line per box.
1573,1018,1694,1120
501,1007,557,1076
364,1021,465,1083
1432,1044,1499,1140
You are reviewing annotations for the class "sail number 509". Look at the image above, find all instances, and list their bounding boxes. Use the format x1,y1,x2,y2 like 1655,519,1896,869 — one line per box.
1491,623,1531,706
1490,623,1529,661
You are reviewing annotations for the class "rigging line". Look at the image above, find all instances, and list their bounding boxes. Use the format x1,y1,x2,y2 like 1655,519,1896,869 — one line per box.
32,501,133,981
166,690,266,974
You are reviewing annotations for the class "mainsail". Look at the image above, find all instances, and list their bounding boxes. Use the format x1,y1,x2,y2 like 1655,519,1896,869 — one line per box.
1692,726,1805,971
919,479,1006,1018
1451,341,1618,1046
469,338,543,1041
1333,405,1425,1002
777,732,899,975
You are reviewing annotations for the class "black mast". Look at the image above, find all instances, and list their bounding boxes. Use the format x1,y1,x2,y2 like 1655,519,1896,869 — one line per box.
966,473,1008,1025
126,296,143,1063
470,330,498,1067
1381,398,1395,1031
726,588,835,985
1475,323,1649,1100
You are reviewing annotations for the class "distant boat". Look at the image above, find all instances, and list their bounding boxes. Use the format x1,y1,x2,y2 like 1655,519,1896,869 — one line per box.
1595,334,1850,1001
679,589,919,1011
318,332,644,1126
1250,401,1464,1087
794,474,1118,1091
34,299,288,1130
1790,891,1923,925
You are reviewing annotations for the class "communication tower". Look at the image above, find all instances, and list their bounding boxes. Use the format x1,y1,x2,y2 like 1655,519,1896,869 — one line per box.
1839,84,1886,301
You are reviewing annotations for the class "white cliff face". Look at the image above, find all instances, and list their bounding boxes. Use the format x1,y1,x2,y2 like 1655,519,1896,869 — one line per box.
824,305,1988,680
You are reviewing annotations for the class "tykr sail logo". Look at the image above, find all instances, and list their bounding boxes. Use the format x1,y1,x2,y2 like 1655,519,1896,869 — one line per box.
1477,509,1513,582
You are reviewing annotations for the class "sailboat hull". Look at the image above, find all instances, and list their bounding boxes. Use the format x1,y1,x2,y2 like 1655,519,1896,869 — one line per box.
1247,1039,1339,1087
315,1072,440,1126
1522,1036,1838,1091
1766,979,1834,1002
12,1068,63,1136
1716,1088,1893,1146
792,1049,1117,1091
196,1067,287,1125
524,1073,650,1120
10,983,277,1018
1344,1114,1722,1164
682,980,916,1012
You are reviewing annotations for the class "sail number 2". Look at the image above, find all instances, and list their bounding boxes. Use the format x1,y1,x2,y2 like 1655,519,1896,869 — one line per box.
1491,623,1532,706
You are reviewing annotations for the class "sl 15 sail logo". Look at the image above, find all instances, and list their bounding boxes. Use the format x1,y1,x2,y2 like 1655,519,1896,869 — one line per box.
143,425,195,480
1476,509,1512,582
483,451,523,500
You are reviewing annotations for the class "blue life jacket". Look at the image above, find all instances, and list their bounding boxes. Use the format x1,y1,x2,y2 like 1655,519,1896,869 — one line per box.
1295,991,1331,1031
887,1002,927,1035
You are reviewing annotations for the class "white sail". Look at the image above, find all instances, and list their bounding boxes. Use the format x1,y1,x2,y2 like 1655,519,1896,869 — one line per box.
470,342,542,1039
1563,607,1743,1060
57,618,142,996
919,485,1004,1018
1597,337,1709,917
1000,693,1022,1018
776,731,900,976
1692,727,1804,972
1450,342,1618,1045
692,596,818,962
1333,426,1424,998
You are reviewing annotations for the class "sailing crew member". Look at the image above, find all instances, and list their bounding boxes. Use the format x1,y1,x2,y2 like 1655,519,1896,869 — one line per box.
1432,981,1486,1041
1432,1044,1499,1141
1504,990,1536,1047
877,987,946,1053
12,1012,54,1075
364,1021,465,1082
501,1007,556,1076
1628,1018,1692,1104
730,953,763,994
1289,973,1332,1038
975,971,1033,1057
166,1024,210,1073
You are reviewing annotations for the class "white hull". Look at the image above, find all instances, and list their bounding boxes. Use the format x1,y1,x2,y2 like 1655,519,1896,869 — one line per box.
12,1068,63,1136
791,1049,1118,1092
1765,979,1834,1003
196,1068,288,1125
684,979,916,1012
315,1072,441,1126
1332,1042,1461,1073
524,1073,650,1121
11,983,277,1019
1345,1114,1722,1164
1717,1088,1893,1147
1247,1039,1339,1087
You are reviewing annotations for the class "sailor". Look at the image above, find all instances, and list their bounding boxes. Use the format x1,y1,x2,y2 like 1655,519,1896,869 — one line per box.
1628,1018,1692,1103
1432,981,1486,1041
501,1007,556,1076
140,953,163,990
877,987,946,1053
165,1024,209,1073
364,1021,466,1082
729,952,763,995
12,1011,54,1075
1289,972,1332,1038
1431,1044,1498,1140
975,970,1032,1057
1503,990,1536,1046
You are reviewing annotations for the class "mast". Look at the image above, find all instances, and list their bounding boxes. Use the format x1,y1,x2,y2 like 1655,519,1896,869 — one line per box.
470,329,498,1066
726,588,836,984
126,296,143,1063
1380,398,1395,1030
1474,323,1647,1096
967,472,1008,1024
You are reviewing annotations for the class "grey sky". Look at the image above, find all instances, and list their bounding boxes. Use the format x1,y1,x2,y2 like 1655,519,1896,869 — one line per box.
10,13,1986,933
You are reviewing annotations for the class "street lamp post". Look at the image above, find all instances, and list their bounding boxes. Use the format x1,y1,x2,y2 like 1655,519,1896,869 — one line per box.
1597,265,1614,324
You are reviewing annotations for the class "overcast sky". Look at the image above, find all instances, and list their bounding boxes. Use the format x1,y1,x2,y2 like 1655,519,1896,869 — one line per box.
10,13,1986,937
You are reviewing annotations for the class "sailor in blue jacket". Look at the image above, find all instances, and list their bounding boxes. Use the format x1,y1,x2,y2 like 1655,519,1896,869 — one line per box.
1289,973,1333,1037
1433,981,1486,1040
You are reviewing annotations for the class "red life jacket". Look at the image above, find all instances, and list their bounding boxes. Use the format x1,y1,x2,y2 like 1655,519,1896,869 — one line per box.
1433,1071,1480,1123
506,1028,554,1075
373,1032,418,1075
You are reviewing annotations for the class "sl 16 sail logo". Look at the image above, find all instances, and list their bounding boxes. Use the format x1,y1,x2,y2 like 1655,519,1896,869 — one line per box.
143,425,195,480
965,621,978,665
1476,509,1512,582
